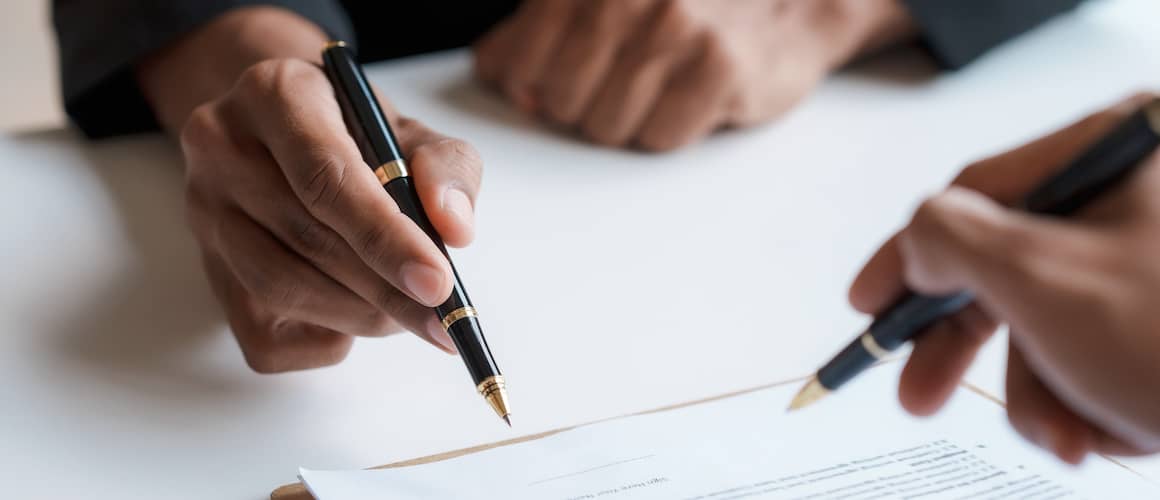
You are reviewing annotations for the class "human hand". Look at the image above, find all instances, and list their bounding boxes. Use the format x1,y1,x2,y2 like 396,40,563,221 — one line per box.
178,58,483,372
474,0,914,151
849,94,1160,463
175,56,486,372
134,8,484,372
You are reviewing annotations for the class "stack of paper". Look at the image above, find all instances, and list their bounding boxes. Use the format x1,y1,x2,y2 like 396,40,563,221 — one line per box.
301,365,1156,499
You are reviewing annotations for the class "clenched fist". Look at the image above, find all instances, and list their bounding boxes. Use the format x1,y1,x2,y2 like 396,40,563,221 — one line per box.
475,0,914,150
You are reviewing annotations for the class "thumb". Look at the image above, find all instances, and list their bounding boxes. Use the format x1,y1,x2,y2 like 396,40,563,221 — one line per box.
896,186,1090,303
394,117,484,248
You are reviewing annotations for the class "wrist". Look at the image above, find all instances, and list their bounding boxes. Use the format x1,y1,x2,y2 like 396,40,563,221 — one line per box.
801,0,918,71
136,6,330,133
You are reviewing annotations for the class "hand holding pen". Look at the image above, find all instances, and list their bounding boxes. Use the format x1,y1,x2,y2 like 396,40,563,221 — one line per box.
322,43,510,423
801,94,1160,464
178,52,484,371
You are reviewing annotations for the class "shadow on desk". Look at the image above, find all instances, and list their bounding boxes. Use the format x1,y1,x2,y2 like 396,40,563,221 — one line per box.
13,129,264,403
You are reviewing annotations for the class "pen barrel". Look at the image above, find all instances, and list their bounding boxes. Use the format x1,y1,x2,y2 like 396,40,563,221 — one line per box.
1023,108,1160,216
321,45,405,165
817,338,881,390
383,177,502,386
322,43,503,388
867,292,974,350
817,292,973,391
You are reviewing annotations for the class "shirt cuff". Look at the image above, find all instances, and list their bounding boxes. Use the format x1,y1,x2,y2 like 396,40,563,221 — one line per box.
900,0,1085,70
53,0,354,138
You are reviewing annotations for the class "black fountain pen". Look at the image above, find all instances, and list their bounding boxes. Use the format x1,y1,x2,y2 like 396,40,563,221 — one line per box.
321,41,511,425
790,98,1160,411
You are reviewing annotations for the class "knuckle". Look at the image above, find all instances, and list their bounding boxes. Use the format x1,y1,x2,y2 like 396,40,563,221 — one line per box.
241,265,305,313
371,287,409,319
697,29,734,66
355,224,397,271
542,91,580,124
582,0,623,32
583,126,625,148
636,128,683,152
236,60,279,98
179,103,226,157
238,58,318,106
656,0,691,23
652,0,696,42
266,277,306,312
699,34,739,81
287,216,342,263
300,151,350,214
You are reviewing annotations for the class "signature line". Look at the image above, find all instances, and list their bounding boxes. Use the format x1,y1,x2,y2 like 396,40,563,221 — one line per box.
527,455,657,487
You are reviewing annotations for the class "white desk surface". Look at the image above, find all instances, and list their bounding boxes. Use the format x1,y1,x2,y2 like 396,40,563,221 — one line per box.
3,2,1159,498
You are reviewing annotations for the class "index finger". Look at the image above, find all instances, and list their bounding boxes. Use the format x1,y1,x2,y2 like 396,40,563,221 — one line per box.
849,93,1156,315
236,59,453,307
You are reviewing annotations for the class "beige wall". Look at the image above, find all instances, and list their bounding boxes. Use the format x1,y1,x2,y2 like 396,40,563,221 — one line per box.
1,0,64,131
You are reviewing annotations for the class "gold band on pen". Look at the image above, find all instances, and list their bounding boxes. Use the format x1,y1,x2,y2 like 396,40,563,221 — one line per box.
441,306,479,331
859,332,892,360
322,40,347,52
374,159,410,185
477,375,506,397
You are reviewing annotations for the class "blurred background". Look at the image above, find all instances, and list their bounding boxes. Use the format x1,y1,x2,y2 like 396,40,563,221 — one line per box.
2,0,63,131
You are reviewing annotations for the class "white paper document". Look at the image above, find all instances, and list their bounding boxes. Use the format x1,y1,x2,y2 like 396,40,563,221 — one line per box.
300,365,1157,499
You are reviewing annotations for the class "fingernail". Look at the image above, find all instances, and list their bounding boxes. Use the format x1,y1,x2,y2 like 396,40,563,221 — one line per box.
401,261,447,306
427,317,459,355
443,188,475,229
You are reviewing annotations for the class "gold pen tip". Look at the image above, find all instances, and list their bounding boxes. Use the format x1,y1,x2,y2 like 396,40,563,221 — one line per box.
787,377,830,412
478,376,512,424
503,414,512,427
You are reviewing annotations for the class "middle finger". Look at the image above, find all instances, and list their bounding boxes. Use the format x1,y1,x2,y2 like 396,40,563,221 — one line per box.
227,150,456,351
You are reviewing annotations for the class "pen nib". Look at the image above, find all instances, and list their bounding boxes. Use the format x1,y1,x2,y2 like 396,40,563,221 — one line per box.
479,376,512,426
787,377,829,412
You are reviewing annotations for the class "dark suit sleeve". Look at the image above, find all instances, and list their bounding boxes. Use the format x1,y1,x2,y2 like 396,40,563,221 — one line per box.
52,0,355,139
900,0,1086,69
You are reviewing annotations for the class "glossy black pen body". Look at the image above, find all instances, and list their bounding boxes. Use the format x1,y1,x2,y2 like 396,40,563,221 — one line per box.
321,41,511,425
790,99,1160,411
